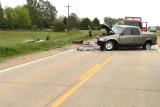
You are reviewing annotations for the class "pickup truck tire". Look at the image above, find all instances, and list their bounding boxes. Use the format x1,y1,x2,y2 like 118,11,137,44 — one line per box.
143,42,151,50
104,41,114,51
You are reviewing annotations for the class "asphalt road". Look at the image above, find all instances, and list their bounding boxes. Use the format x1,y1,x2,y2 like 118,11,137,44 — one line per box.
0,46,160,107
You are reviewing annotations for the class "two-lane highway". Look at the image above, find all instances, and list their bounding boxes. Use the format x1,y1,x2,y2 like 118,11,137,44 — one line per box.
0,47,160,107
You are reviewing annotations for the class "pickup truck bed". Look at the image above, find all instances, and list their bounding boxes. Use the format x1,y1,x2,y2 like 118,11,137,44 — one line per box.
142,32,155,35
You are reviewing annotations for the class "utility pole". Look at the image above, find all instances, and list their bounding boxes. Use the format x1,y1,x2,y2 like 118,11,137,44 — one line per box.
64,4,72,18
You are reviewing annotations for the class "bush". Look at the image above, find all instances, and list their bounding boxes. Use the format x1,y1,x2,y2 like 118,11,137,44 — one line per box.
0,47,19,57
53,22,65,32
80,18,92,30
45,35,50,40
31,25,38,31
93,26,100,30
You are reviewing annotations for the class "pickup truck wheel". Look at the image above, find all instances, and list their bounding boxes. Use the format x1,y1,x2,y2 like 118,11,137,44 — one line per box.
143,42,151,50
104,41,114,51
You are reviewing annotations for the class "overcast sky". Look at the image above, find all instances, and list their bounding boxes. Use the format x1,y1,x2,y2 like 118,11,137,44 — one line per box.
1,0,159,26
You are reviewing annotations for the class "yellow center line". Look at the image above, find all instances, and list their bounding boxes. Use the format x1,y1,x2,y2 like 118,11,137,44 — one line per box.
80,64,100,80
50,53,117,107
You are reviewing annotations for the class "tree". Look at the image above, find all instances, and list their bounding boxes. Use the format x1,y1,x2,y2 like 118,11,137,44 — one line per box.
104,17,124,27
63,17,68,25
92,17,100,30
14,7,31,28
66,13,80,29
104,17,117,27
0,2,5,29
4,7,16,29
157,26,160,30
26,0,42,28
53,21,65,32
26,0,57,29
57,15,65,22
0,2,3,18
37,0,57,28
80,18,92,30
4,7,31,29
117,18,124,25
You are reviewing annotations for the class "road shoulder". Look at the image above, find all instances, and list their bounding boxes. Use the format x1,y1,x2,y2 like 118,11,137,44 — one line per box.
0,44,79,70
0,39,97,70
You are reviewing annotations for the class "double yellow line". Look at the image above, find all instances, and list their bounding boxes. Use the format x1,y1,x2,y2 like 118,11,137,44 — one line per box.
50,54,117,107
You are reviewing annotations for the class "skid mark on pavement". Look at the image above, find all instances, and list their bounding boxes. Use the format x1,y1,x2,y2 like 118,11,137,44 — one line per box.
48,53,117,107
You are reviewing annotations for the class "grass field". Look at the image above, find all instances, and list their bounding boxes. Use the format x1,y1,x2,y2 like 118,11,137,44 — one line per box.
156,31,160,36
0,30,99,62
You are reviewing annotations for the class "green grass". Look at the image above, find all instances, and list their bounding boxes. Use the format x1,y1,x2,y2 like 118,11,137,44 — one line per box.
0,30,99,62
156,31,160,48
156,31,160,37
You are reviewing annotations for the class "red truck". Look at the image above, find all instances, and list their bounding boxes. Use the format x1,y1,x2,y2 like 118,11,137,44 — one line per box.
124,17,148,32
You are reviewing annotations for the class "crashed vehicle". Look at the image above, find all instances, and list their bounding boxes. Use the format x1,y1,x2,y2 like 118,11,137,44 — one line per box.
96,24,157,51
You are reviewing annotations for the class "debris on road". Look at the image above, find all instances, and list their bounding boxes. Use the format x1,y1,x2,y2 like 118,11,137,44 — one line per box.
73,39,83,44
24,39,46,44
24,39,35,44
35,40,45,43
76,42,98,51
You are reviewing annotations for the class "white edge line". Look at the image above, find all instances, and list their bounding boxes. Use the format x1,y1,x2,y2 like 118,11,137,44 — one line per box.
0,49,76,73
155,45,160,53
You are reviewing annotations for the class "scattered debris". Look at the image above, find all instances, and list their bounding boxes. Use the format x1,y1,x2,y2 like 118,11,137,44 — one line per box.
35,40,45,43
73,39,83,44
25,40,35,44
76,42,98,51
24,39,45,44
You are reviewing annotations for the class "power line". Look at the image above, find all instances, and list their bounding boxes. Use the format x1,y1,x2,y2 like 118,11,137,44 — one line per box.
64,4,72,18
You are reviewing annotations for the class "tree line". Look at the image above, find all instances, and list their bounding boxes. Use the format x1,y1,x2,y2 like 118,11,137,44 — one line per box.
0,0,124,31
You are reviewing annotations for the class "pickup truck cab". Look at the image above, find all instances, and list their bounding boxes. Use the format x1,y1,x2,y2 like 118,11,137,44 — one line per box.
97,24,157,51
